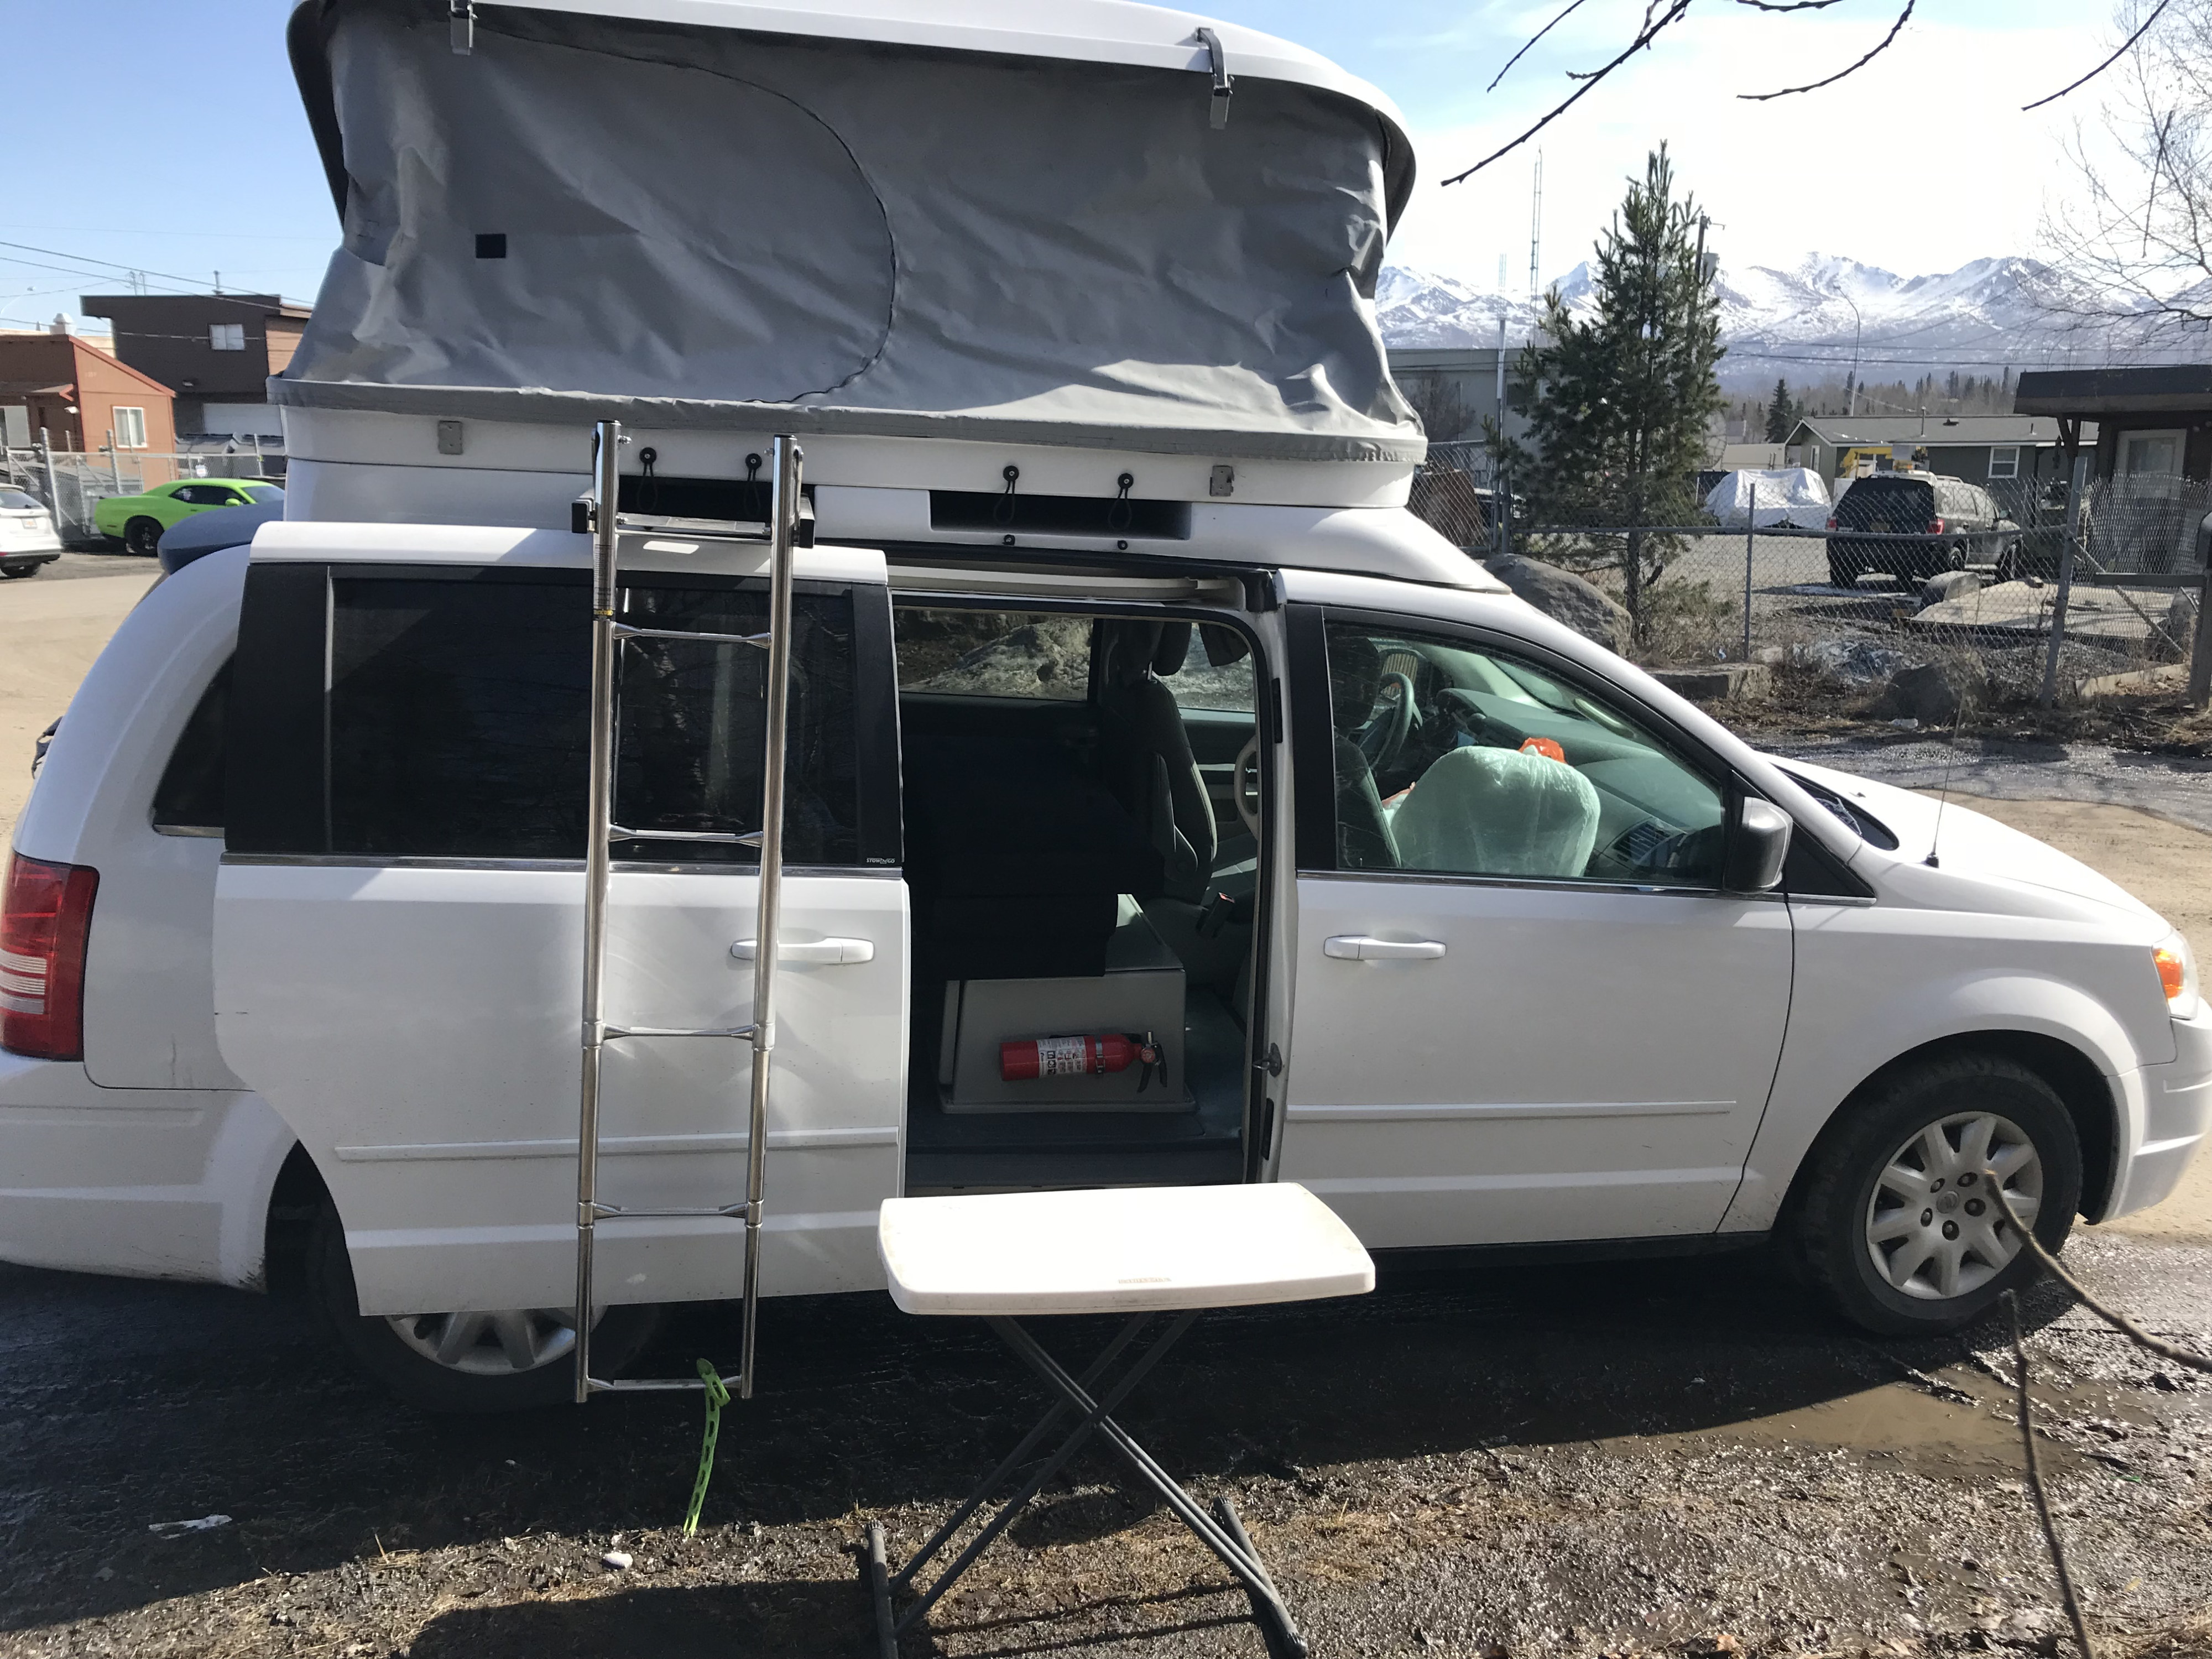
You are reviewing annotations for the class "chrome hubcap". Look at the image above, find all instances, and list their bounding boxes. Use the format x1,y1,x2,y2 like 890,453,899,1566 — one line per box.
387,1307,583,1376
1866,1110,2043,1301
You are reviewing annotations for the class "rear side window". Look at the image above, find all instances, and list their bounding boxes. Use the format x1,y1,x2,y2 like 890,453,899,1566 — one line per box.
231,567,881,865
151,660,230,834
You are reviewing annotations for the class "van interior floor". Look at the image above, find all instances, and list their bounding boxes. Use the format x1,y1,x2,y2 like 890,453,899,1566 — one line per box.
901,982,1249,1193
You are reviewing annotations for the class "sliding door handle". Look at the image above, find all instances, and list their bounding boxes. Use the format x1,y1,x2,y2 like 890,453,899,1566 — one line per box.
732,937,875,964
1322,936,1447,961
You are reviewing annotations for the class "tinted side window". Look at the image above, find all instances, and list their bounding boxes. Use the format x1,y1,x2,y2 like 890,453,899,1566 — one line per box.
152,660,230,832
239,569,865,864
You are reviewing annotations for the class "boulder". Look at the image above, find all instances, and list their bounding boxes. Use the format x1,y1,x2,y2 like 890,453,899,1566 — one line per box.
1917,570,1981,609
2164,589,2202,662
1871,661,1979,726
1483,554,1631,655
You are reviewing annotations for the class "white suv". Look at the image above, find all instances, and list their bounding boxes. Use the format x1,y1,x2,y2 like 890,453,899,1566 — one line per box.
2,508,2204,1410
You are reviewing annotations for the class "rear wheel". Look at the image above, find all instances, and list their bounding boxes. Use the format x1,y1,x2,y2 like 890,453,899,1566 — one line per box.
1791,1053,2081,1335
123,516,163,557
1827,550,1859,589
0,562,38,579
306,1203,661,1412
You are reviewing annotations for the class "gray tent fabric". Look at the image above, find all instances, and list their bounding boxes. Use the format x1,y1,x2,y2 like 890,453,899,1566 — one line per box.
277,1,1423,463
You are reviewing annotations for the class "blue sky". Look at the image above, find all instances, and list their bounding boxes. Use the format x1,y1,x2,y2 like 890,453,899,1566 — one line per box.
0,0,2115,332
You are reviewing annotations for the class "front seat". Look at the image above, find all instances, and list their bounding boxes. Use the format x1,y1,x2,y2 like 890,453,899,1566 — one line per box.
1097,620,1214,902
1389,745,1602,878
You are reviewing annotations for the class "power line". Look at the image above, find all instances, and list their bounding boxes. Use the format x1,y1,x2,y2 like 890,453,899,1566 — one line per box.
0,238,309,306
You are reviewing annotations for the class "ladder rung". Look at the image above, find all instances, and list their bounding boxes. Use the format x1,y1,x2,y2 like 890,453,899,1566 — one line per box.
604,1022,757,1040
591,1200,744,1219
609,825,764,846
615,622,771,649
587,1373,737,1395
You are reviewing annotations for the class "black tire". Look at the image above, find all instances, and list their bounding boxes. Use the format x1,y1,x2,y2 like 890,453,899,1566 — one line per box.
306,1204,661,1412
1790,1052,2081,1337
124,516,164,557
1827,552,1859,589
0,562,38,579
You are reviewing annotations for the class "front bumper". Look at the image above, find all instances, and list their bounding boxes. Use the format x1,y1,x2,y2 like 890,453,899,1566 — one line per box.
2109,1004,2212,1217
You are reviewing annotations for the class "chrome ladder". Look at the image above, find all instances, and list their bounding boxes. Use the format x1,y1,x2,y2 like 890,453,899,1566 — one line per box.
571,419,802,1404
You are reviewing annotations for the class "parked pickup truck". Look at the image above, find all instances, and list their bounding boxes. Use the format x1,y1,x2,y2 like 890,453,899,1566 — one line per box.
0,0,2204,1411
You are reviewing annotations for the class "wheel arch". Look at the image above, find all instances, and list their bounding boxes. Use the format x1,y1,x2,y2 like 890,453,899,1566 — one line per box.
1772,1029,2120,1235
263,1140,330,1301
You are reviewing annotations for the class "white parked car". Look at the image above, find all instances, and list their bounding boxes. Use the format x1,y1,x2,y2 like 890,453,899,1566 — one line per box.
0,484,62,577
0,0,2205,1411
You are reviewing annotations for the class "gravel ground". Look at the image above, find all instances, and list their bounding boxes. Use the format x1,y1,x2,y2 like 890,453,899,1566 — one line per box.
3,1233,2208,1659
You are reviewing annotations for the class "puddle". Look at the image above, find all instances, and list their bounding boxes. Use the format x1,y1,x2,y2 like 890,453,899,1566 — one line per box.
1621,1371,2058,1478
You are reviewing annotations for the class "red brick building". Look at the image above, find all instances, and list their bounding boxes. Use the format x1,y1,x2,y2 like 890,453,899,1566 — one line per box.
0,327,177,460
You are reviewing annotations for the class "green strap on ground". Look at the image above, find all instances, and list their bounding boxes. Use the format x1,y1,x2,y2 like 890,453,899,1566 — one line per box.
682,1359,732,1537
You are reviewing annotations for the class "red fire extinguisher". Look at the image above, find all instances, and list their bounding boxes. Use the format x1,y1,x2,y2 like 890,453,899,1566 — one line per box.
1000,1031,1163,1091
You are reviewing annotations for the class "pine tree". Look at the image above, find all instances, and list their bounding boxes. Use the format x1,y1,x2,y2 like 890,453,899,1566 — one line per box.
1763,378,1795,444
1497,145,1724,647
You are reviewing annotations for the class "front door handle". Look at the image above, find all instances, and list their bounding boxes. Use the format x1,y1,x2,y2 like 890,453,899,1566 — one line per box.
732,937,875,964
1322,935,1447,961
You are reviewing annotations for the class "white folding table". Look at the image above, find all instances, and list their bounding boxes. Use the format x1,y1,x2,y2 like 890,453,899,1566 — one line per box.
865,1183,1375,1658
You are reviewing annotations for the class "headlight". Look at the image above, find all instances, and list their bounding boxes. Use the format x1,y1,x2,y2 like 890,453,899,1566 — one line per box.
2154,930,2201,1020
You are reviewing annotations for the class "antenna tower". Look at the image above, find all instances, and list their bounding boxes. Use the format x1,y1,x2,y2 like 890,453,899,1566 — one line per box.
1527,150,1543,298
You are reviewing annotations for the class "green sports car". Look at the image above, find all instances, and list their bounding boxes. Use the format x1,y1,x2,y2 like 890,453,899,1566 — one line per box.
95,478,285,556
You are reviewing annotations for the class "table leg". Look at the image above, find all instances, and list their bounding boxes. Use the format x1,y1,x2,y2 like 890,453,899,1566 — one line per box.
993,1317,1306,1653
889,1312,1151,1593
864,1521,895,1659
889,1311,1199,1636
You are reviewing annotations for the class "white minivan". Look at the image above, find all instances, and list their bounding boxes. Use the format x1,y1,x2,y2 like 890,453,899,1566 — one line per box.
2,0,2207,1410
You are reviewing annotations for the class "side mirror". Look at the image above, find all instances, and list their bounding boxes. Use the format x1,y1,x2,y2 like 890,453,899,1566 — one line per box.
1724,797,1792,893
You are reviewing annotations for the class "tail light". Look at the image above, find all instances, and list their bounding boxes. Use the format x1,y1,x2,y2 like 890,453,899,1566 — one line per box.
1826,516,1838,531
1927,517,1946,535
1,853,100,1061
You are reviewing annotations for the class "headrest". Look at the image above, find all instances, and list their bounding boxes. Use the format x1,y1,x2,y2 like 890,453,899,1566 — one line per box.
1152,622,1191,676
1202,625,1250,667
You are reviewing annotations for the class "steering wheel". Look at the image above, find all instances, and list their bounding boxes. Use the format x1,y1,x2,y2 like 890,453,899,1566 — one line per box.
1357,671,1418,771
1232,734,1263,838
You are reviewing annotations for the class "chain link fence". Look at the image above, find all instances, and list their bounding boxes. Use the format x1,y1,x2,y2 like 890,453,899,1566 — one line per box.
1,441,285,549
1408,441,2211,720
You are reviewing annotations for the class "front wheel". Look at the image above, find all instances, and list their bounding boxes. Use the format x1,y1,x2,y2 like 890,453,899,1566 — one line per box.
306,1204,662,1412
1791,1053,2081,1336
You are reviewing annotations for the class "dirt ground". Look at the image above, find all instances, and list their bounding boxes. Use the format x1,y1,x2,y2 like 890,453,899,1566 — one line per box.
3,565,2210,1659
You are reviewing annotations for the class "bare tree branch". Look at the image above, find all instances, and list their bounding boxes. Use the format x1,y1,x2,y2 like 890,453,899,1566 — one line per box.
1488,0,1595,92
2022,0,2172,109
1739,0,1914,100
1733,0,1845,12
1443,0,1695,185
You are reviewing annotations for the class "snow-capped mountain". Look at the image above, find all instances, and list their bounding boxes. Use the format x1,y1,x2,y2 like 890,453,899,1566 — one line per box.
1378,252,2172,387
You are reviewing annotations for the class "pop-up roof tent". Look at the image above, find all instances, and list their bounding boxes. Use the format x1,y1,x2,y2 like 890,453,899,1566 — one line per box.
277,0,1423,469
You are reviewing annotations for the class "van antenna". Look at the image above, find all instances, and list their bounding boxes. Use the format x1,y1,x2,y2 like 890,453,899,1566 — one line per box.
1926,686,1970,868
